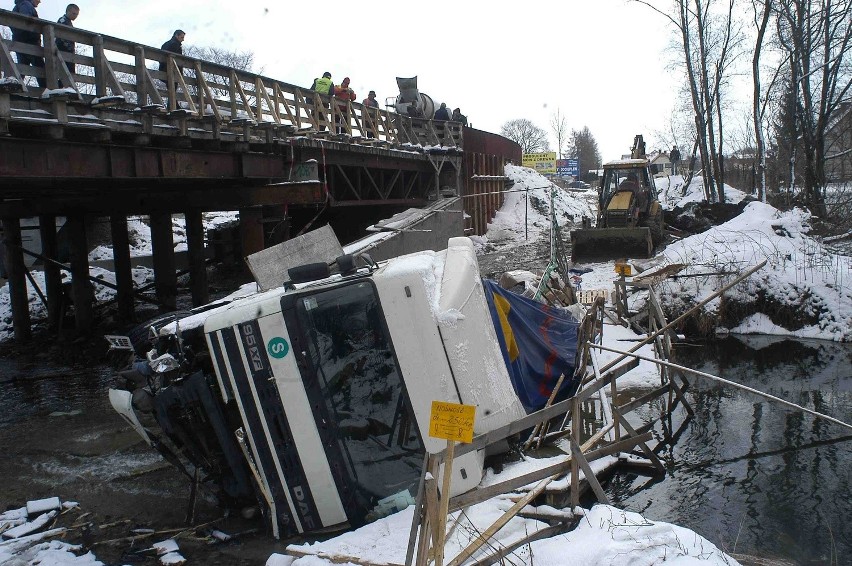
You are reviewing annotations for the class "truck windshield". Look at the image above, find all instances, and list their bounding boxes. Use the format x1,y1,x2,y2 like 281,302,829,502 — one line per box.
293,281,423,523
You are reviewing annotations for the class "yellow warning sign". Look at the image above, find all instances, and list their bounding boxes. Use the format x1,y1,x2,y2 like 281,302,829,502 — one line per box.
429,401,476,443
615,262,632,276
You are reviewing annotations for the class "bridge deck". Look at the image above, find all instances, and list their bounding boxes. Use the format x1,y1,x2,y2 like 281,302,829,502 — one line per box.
0,8,520,341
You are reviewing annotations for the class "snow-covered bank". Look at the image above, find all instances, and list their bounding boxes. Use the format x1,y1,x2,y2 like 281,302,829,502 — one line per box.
660,202,852,341
275,502,738,566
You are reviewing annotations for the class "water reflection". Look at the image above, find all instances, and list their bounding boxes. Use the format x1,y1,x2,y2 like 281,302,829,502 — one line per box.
610,336,852,564
0,359,114,427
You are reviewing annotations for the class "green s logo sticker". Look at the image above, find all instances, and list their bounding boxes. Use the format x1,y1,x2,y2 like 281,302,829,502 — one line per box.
267,337,289,359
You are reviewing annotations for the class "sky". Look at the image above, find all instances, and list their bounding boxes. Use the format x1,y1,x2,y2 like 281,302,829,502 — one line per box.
21,0,684,160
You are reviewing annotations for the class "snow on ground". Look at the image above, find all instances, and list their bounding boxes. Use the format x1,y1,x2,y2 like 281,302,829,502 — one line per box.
0,503,102,566
470,164,595,254
277,501,737,566
656,174,749,209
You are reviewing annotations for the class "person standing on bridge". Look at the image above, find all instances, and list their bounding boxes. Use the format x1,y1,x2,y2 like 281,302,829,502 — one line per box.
56,4,80,85
451,108,467,126
11,0,46,89
310,71,333,131
333,77,356,135
158,30,185,72
362,90,379,138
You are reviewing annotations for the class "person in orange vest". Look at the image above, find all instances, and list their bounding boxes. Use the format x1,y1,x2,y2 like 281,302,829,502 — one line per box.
334,77,356,134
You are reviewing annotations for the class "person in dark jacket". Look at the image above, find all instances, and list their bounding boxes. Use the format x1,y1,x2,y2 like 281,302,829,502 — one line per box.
451,108,467,126
362,90,378,138
669,145,681,175
11,0,46,88
56,4,80,83
434,102,450,121
159,30,185,72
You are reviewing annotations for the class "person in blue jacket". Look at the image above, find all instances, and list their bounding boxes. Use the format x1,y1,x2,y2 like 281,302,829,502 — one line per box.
434,102,450,121
11,0,46,88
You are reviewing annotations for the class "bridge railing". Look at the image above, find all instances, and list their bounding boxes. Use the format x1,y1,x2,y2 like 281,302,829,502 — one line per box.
0,9,463,147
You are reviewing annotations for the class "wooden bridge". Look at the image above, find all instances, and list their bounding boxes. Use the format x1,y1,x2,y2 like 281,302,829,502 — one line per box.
0,8,520,342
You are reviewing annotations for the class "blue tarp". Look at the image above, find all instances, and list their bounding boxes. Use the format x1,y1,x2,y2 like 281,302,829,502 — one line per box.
483,279,581,413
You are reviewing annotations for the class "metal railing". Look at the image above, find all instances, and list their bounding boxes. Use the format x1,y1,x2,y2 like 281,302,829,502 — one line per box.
0,9,463,147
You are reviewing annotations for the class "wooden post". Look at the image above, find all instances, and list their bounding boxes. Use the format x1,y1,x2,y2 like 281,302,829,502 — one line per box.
166,57,176,112
239,207,264,259
434,440,455,566
92,35,107,96
185,210,209,307
110,215,135,322
2,217,31,341
41,25,58,89
149,212,177,310
570,396,580,508
134,46,147,106
38,215,62,328
66,214,94,332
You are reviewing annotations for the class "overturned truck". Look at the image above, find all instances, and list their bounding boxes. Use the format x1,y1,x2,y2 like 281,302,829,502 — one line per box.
109,238,582,538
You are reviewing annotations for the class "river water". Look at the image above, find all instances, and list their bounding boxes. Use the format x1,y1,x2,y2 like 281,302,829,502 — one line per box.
610,335,852,565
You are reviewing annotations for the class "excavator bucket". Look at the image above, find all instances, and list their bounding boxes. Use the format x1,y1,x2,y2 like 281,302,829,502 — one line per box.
570,226,653,262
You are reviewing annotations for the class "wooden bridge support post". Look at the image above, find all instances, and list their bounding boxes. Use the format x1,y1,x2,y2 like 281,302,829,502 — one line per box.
110,215,135,322
67,214,94,332
1,217,31,342
38,215,62,328
239,207,264,260
134,46,148,107
150,212,177,310
185,211,209,307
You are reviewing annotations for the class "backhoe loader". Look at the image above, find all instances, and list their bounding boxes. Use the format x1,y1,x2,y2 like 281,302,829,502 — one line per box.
570,135,665,262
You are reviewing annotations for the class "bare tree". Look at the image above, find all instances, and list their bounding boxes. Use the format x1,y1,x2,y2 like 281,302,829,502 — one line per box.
567,126,602,180
751,0,773,202
774,0,852,216
634,0,744,203
500,118,551,153
550,109,569,159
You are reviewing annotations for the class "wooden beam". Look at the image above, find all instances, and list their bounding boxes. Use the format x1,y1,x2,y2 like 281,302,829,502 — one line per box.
66,214,94,332
149,212,177,310
239,207,264,258
185,210,209,307
1,217,31,341
110,215,135,322
38,214,62,328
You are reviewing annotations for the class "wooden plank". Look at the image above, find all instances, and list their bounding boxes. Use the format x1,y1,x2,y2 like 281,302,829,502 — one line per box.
615,412,665,471
446,477,552,566
0,35,25,89
570,439,610,504
578,357,640,400
582,431,654,462
172,59,197,114
41,25,59,89
469,523,571,566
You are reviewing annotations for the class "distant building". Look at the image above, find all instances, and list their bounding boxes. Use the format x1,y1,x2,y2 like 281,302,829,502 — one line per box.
825,102,852,183
648,150,673,176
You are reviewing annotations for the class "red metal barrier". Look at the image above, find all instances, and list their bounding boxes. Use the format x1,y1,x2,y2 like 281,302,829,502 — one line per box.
462,127,522,236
